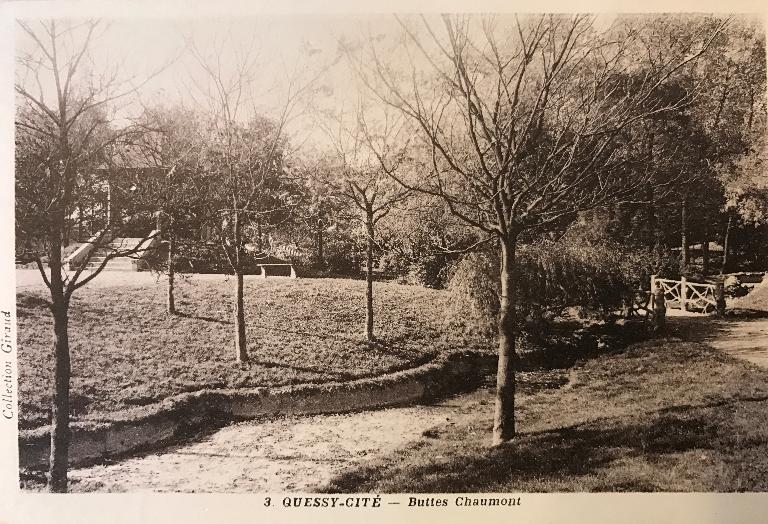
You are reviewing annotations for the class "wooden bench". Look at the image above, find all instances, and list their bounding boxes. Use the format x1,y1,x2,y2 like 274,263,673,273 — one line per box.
256,263,297,279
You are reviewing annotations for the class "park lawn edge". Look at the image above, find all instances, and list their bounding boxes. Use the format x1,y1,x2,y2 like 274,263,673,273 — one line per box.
19,318,650,472
19,349,498,471
16,276,473,429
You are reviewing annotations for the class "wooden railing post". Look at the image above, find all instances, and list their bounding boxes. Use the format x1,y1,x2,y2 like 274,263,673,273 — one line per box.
653,281,666,333
680,276,688,311
715,281,726,317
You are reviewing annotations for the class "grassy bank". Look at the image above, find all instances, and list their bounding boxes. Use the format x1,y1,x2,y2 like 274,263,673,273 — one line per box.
323,338,768,492
17,275,478,429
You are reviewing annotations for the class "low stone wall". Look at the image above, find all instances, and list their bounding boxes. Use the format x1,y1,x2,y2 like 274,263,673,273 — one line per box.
19,351,495,470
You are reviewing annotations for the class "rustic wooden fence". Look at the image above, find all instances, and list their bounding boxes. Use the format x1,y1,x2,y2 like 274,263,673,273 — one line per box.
650,275,718,314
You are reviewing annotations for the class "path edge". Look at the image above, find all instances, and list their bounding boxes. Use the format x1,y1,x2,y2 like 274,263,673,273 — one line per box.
19,350,496,470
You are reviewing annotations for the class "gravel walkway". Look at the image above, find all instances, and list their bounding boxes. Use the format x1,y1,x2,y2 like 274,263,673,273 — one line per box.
60,395,484,493
704,317,768,369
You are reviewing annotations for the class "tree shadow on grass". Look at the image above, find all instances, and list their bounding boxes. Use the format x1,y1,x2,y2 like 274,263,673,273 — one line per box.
666,317,722,341
250,323,360,344
670,311,768,343
248,323,430,362
364,339,432,362
175,311,232,325
248,359,354,381
155,307,434,364
16,294,50,318
323,399,768,493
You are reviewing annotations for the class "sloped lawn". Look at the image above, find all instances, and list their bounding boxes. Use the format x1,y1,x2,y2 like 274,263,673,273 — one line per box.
323,339,768,492
17,275,480,429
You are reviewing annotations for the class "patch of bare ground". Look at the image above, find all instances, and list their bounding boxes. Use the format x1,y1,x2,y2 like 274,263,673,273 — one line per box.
19,371,564,492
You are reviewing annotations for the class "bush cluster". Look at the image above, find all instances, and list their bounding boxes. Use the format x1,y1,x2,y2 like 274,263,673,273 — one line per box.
169,241,264,274
444,235,679,338
379,251,453,289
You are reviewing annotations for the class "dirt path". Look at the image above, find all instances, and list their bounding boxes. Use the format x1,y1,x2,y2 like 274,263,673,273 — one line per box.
671,310,768,369
61,395,485,493
703,317,768,369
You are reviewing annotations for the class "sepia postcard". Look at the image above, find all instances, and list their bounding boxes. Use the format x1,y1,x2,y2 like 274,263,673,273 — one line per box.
2,0,768,522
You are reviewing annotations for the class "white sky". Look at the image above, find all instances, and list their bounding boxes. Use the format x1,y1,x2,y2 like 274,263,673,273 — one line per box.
11,11,766,157
14,15,410,153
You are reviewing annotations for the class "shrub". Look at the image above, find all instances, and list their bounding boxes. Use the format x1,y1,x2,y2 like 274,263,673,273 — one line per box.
170,241,263,274
322,234,363,276
405,255,452,289
444,251,500,338
381,252,453,289
444,235,678,338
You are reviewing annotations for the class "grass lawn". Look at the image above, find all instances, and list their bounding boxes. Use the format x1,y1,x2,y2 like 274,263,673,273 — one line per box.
17,274,480,429
322,338,768,492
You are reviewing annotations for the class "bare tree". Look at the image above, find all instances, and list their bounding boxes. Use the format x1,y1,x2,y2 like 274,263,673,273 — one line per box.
316,105,411,341
187,38,318,362
127,104,210,314
289,155,339,270
14,19,166,491
351,14,727,444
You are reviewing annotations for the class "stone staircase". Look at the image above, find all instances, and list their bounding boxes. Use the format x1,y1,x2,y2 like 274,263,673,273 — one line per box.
84,237,147,271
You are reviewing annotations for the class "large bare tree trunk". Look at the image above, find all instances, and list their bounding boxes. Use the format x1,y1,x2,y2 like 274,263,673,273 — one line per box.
721,213,733,274
646,184,656,249
48,234,71,492
167,232,176,314
77,203,84,241
234,270,248,362
231,210,249,362
62,216,70,248
712,72,730,133
49,299,70,492
680,196,689,274
365,215,375,342
494,235,517,445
